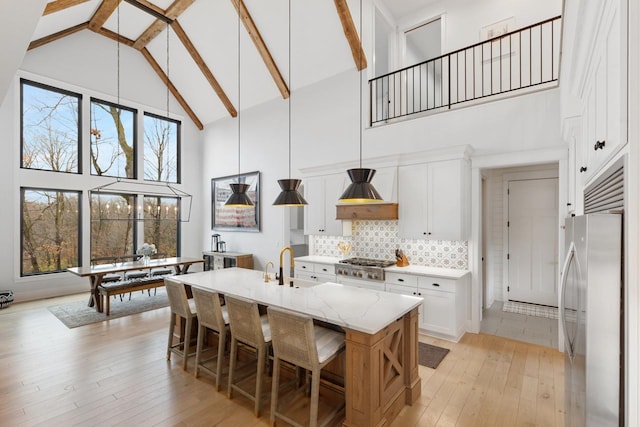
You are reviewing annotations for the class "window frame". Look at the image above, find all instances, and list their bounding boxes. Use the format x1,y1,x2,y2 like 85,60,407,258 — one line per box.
89,97,139,179
20,78,83,175
89,191,139,260
142,194,182,257
20,187,82,276
143,111,181,184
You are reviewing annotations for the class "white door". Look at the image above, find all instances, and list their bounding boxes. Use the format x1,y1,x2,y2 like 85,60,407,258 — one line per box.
507,178,558,306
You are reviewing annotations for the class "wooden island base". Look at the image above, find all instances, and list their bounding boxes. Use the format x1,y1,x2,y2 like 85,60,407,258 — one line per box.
344,307,421,427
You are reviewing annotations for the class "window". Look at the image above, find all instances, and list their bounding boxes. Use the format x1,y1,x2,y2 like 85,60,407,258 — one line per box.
90,192,135,259
143,196,180,256
21,188,81,275
144,113,180,183
21,79,81,173
90,98,137,178
404,18,442,66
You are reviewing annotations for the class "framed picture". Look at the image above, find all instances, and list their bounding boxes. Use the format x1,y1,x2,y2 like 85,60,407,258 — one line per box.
211,171,260,231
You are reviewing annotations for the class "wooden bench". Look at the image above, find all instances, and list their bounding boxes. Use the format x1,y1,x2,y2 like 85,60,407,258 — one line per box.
92,254,174,316
98,273,174,315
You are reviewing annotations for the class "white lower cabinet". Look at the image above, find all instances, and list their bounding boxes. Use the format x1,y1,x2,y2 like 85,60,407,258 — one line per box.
385,272,467,341
294,261,336,283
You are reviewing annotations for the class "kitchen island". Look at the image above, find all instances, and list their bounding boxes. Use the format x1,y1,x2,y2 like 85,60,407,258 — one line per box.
175,267,423,427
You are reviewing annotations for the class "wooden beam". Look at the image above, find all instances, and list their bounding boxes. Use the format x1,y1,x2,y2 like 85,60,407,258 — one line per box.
28,22,90,50
336,203,398,220
132,0,194,50
89,0,122,32
333,0,367,71
96,27,136,48
140,48,203,130
44,0,90,15
230,0,289,99
171,21,237,118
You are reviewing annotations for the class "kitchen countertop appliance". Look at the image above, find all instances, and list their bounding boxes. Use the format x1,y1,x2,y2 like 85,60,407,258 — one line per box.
561,213,622,426
335,257,395,282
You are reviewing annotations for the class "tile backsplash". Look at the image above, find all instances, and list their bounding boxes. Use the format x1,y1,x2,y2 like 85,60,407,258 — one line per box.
311,220,468,270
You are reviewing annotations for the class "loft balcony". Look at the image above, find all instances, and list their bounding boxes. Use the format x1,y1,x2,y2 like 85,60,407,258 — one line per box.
369,16,562,126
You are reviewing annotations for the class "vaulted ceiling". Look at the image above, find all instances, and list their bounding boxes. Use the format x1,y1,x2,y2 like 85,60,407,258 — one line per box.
28,0,414,130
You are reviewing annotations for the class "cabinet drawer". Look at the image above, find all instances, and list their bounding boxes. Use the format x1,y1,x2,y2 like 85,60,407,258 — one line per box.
296,261,315,272
385,272,418,287
418,277,457,293
314,264,334,275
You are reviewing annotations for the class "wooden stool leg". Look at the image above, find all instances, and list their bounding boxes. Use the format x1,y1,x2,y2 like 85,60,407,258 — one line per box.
270,357,281,427
309,368,321,427
255,346,265,417
194,324,204,378
227,338,237,399
182,316,191,370
167,314,175,360
215,329,227,391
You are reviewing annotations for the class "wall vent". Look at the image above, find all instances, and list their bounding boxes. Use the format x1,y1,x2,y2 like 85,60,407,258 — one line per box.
584,159,624,214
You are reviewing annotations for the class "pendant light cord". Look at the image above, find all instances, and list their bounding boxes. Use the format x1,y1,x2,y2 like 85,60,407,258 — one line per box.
166,21,170,118
288,0,292,179
359,0,363,169
237,9,241,180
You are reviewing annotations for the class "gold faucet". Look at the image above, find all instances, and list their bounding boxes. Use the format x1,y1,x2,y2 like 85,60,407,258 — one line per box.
278,246,295,286
264,261,274,282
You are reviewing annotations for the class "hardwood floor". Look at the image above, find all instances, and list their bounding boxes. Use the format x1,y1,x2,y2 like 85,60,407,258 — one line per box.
0,293,564,426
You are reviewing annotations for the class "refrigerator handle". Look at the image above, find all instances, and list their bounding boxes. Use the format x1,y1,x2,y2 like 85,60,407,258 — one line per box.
560,241,576,359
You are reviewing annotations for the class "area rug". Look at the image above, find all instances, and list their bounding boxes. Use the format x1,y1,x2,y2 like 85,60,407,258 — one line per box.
48,288,169,328
502,300,558,319
418,342,449,369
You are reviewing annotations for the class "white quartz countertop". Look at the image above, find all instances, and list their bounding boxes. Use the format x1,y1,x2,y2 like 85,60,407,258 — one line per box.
176,268,422,334
385,265,470,279
294,255,340,265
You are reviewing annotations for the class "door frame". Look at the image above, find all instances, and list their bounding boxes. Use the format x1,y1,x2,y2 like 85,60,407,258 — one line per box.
469,147,569,353
502,169,559,304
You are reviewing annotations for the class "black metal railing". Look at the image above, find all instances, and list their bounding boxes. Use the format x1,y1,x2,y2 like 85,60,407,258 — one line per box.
369,16,561,126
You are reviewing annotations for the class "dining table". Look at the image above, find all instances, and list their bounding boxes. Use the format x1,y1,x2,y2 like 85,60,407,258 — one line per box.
67,256,205,312
175,267,423,427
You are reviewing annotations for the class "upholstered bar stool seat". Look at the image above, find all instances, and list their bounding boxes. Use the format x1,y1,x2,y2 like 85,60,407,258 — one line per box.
191,287,230,391
165,277,197,370
225,295,273,417
267,306,345,427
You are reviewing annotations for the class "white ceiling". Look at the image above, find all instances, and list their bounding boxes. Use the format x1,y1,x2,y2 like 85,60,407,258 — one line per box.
29,0,427,128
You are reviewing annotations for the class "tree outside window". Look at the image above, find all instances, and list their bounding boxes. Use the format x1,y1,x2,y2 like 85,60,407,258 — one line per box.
143,196,179,256
90,192,135,259
144,113,179,183
90,98,136,178
21,188,80,275
21,80,81,173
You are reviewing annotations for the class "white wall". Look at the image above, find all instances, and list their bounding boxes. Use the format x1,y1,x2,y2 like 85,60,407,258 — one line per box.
0,31,204,302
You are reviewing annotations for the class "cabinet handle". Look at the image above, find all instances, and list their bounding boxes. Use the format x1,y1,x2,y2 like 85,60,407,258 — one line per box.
594,140,606,150
412,292,416,295
418,292,422,296
301,265,307,269
432,283,440,287
322,268,328,272
397,278,404,282
579,166,587,173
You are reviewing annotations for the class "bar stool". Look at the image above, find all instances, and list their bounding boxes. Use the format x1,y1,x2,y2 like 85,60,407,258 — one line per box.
225,295,272,417
267,306,345,427
165,277,197,370
191,287,229,390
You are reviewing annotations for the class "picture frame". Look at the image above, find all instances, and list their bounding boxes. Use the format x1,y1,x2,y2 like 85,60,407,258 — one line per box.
211,171,260,231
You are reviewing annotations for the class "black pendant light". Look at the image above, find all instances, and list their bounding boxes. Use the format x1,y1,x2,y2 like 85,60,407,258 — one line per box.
339,0,382,204
225,6,253,208
274,0,307,206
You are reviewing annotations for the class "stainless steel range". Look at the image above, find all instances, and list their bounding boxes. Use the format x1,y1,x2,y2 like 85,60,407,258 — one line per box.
335,257,395,282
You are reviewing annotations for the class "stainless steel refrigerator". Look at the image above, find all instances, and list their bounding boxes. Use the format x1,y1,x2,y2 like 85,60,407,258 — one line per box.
561,214,622,426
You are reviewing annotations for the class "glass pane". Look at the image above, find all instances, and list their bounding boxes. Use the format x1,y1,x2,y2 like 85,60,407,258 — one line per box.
144,114,179,183
21,189,80,275
90,99,136,178
90,192,135,258
21,81,80,173
143,196,179,257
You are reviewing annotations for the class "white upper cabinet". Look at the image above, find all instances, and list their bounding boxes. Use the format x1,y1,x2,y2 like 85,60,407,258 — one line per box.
370,166,398,202
572,0,627,185
398,159,469,240
304,174,347,235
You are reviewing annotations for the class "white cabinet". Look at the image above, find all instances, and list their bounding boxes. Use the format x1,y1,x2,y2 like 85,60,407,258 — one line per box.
304,174,347,235
575,0,626,185
397,159,469,240
385,271,468,341
294,260,336,283
336,276,385,291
